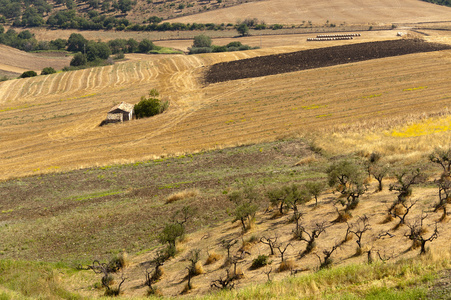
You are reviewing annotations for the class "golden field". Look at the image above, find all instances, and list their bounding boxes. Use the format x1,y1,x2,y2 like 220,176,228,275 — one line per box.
1,30,451,181
169,0,451,25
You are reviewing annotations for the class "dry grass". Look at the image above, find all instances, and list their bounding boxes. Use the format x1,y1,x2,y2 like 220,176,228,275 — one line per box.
205,252,222,265
278,259,295,272
166,188,200,203
194,261,205,275
294,155,318,166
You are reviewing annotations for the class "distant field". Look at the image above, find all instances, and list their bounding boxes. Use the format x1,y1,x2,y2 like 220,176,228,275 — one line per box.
0,45,71,75
170,0,451,25
1,31,451,180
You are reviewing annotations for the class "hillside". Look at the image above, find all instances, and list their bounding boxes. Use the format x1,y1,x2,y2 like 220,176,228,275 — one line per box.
0,136,450,298
169,0,451,25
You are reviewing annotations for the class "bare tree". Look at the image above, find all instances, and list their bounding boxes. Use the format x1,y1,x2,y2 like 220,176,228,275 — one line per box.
275,242,292,262
263,266,273,282
315,243,340,269
389,199,417,229
260,236,278,256
347,215,371,250
298,222,327,257
405,214,439,254
221,239,238,260
210,270,235,290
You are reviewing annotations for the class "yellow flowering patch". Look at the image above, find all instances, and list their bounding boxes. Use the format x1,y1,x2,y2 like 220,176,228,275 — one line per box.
391,115,451,137
402,86,427,92
362,93,382,99
302,104,328,110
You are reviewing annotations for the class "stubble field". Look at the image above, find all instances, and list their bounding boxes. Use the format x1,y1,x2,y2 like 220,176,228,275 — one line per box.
1,31,451,181
169,0,451,25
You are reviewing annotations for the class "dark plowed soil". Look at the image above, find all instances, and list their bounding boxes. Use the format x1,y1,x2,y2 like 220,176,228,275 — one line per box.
205,39,451,83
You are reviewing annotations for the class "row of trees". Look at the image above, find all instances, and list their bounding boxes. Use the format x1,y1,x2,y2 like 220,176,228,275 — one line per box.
0,0,135,27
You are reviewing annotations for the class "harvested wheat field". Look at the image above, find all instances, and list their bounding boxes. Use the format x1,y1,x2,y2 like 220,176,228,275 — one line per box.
0,44,71,76
169,0,451,25
1,33,451,181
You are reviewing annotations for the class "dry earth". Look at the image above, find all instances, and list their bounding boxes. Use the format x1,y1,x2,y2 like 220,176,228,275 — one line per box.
169,0,451,25
1,31,451,181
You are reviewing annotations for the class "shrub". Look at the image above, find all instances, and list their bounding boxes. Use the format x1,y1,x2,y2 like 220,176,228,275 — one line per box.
19,70,37,78
41,67,56,75
188,47,212,54
251,255,269,269
166,188,200,204
205,251,222,265
134,90,169,119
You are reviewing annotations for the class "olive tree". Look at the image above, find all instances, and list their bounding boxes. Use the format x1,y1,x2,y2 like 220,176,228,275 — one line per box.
327,159,367,211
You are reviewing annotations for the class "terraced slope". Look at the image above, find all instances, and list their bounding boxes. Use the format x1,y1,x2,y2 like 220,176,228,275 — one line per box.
1,34,451,180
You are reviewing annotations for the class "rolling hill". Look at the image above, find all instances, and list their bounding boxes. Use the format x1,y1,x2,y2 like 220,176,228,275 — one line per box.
169,0,451,25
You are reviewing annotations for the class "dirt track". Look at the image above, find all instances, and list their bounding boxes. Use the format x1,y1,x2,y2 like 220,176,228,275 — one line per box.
205,39,451,83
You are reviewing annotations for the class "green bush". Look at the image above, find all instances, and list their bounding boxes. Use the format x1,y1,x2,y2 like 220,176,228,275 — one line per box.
41,67,56,75
19,70,37,78
134,90,169,119
251,255,269,269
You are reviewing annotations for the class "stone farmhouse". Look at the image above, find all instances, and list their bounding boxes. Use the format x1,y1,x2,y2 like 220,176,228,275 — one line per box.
104,102,134,125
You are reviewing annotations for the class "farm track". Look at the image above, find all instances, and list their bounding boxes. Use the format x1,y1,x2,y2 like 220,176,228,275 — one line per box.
1,38,451,179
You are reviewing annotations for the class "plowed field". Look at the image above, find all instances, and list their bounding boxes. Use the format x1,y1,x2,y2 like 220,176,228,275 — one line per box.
206,39,451,83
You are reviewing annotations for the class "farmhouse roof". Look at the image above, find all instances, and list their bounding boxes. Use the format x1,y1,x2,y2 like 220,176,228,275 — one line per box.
108,102,134,113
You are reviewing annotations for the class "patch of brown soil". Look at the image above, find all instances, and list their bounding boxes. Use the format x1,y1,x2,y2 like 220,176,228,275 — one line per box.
205,39,451,83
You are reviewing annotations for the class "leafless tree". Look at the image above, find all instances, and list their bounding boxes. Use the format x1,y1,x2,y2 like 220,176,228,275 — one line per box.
298,222,327,257
429,147,451,176
263,266,273,282
260,236,278,256
210,270,235,290
347,215,371,249
275,243,292,262
405,214,439,254
389,199,417,229
315,243,340,269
